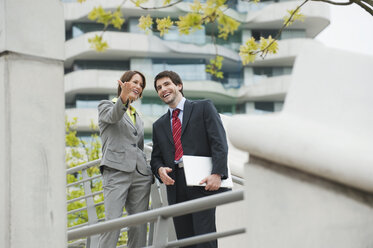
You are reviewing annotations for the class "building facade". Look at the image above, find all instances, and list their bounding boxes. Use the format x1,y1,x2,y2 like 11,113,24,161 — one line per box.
62,0,330,141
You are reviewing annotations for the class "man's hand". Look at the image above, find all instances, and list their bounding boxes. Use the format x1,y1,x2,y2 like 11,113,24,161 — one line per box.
158,167,175,185
200,174,221,191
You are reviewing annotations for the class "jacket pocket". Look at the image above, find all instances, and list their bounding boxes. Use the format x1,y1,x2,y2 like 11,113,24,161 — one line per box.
106,149,125,163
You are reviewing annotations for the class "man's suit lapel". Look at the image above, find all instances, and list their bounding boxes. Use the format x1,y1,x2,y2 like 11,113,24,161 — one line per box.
181,100,193,136
161,111,174,144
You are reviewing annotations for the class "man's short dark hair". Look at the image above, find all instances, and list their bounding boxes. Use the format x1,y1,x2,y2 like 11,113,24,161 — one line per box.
117,70,146,98
154,70,184,96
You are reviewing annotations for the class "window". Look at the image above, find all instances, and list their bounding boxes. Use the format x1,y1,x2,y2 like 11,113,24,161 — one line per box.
206,30,242,51
253,67,292,77
75,94,109,109
72,60,130,71
281,29,306,39
252,29,278,41
140,97,169,117
70,22,128,39
255,102,274,112
152,59,208,81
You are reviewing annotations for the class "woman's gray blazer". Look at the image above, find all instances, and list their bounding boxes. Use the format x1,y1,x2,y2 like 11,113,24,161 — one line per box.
98,98,152,176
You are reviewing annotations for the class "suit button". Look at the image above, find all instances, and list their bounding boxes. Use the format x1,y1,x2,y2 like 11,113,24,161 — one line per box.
132,144,136,147
133,132,138,136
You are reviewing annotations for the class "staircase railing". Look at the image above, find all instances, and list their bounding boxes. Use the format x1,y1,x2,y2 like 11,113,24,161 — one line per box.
66,144,245,248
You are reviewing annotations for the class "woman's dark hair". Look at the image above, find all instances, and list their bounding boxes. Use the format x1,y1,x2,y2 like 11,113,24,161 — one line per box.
117,70,146,98
154,70,184,96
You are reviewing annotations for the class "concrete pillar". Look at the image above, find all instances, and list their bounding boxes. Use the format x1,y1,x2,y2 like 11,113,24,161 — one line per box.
241,30,255,86
245,102,256,114
274,102,284,112
130,58,153,80
0,1,65,248
244,67,255,85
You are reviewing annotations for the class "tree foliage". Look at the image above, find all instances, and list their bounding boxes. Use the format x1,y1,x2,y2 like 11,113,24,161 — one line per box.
79,0,372,76
66,117,128,246
66,117,103,226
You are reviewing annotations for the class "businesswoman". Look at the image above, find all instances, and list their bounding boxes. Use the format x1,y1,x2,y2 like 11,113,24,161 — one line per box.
97,70,153,248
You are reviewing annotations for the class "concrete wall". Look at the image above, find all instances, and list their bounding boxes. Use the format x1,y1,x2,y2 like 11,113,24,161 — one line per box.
0,0,66,247
244,156,373,247
217,182,248,247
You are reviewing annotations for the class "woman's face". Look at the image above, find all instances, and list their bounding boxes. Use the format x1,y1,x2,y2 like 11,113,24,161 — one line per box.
127,73,144,101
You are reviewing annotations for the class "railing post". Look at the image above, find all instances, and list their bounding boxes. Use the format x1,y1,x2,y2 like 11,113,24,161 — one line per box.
148,182,162,246
149,181,177,245
153,216,169,248
81,169,100,248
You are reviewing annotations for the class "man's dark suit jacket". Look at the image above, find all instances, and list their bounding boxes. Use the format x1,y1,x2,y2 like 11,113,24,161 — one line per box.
151,99,229,204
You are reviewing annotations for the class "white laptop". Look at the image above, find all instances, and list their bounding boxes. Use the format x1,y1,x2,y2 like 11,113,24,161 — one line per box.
182,155,233,188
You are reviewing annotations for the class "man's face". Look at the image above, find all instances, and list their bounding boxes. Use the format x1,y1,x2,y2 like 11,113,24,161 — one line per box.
155,77,182,107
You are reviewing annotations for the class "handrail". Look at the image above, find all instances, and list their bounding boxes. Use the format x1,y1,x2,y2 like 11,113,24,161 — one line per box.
67,174,101,187
166,228,246,248
67,143,245,247
67,190,103,204
66,158,244,185
231,175,244,185
68,189,244,241
66,159,100,175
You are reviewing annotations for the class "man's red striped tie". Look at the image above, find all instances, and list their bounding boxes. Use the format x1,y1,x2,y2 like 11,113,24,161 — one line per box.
172,108,183,161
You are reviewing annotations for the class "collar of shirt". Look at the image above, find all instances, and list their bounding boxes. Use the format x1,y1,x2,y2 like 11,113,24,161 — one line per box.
169,97,186,124
112,97,136,124
126,106,136,125
127,105,136,115
112,97,133,109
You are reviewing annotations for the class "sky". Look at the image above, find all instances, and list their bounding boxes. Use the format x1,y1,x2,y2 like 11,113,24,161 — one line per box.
316,4,373,56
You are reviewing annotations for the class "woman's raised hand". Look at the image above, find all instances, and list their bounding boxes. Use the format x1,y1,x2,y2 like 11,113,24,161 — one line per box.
118,79,133,104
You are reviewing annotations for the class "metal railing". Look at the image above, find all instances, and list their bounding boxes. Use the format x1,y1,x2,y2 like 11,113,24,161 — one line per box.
66,144,245,248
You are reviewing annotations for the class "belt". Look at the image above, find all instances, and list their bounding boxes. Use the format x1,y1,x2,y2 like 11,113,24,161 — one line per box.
175,161,184,168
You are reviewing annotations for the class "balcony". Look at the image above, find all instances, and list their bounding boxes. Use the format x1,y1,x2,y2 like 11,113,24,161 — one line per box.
239,75,291,101
239,0,330,38
249,38,322,66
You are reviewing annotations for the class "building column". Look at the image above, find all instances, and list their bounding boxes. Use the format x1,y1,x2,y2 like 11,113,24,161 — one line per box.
130,58,153,80
241,30,256,86
274,102,284,112
245,102,256,114
0,1,66,248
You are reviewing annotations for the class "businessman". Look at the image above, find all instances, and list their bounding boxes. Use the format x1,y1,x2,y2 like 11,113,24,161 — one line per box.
150,71,229,248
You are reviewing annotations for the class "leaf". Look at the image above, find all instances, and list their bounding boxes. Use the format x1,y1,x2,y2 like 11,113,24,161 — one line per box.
205,56,224,79
88,6,124,29
190,0,203,12
88,35,109,52
202,0,226,22
217,14,240,40
239,37,259,64
138,15,153,34
134,0,149,7
88,6,112,26
264,36,278,54
111,9,125,30
283,8,305,27
176,13,203,35
156,16,174,36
